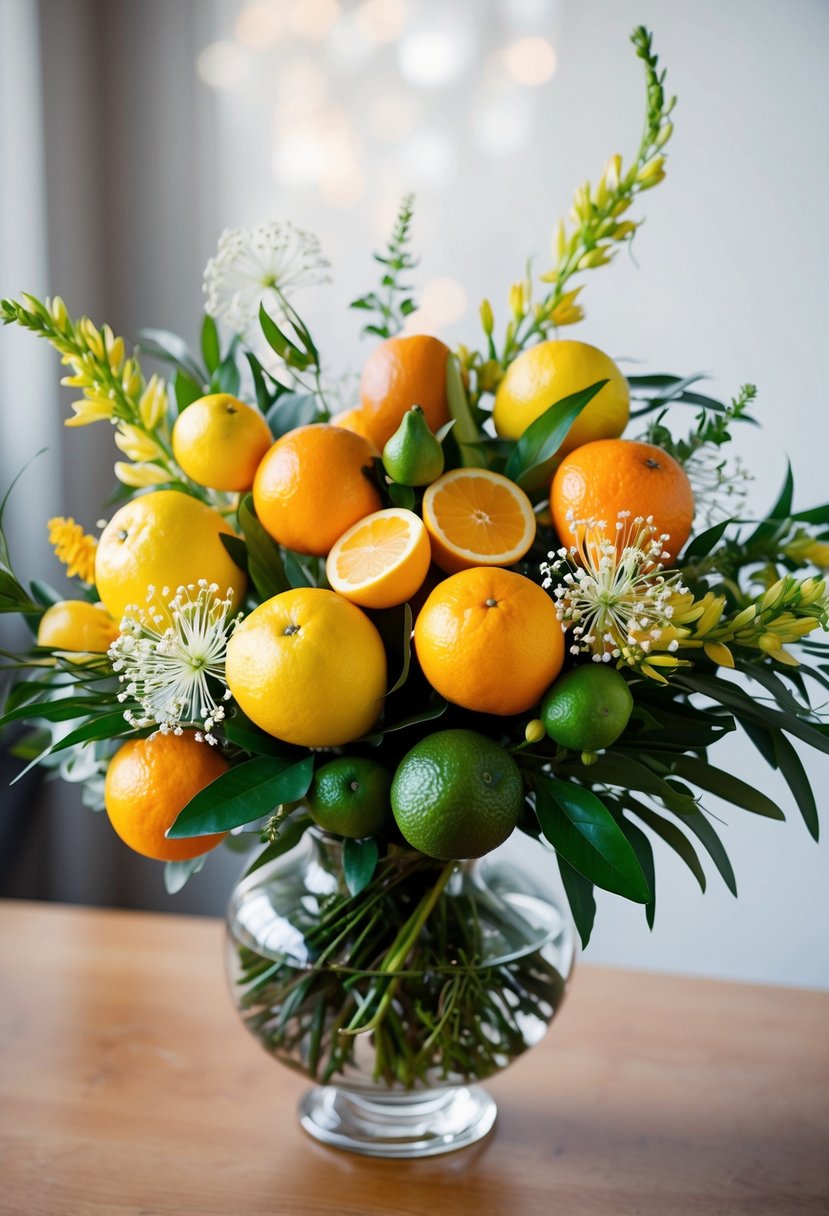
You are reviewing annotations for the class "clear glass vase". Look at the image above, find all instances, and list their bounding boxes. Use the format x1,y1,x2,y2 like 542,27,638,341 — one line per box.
225,825,575,1158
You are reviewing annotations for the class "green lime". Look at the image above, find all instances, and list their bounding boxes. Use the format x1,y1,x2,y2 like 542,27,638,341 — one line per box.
307,757,392,839
390,729,522,860
382,405,445,487
540,664,633,752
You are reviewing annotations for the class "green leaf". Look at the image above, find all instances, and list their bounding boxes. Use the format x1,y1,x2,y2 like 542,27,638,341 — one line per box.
137,327,206,385
682,517,733,561
265,391,319,439
364,697,448,742
164,854,207,895
216,353,241,396
168,756,314,839
219,532,249,573
343,836,379,896
0,696,108,728
237,495,291,599
259,304,309,370
675,808,737,896
445,355,484,466
671,755,786,820
387,482,416,510
48,710,134,754
626,800,707,892
201,314,221,374
534,776,651,902
385,603,413,695
504,381,607,492
222,709,298,758
173,369,202,414
676,673,829,759
772,733,819,841
282,550,315,589
556,853,596,949
582,752,698,815
244,814,313,876
619,816,656,928
245,351,278,412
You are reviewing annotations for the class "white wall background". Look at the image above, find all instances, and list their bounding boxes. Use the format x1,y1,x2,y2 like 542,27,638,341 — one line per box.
1,0,827,986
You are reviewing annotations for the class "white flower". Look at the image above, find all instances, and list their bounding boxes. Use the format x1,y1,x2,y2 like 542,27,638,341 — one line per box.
541,512,688,663
203,221,330,335
684,447,752,528
109,581,242,745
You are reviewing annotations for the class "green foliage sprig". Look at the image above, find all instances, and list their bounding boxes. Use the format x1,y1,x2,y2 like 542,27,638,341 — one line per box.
350,194,418,339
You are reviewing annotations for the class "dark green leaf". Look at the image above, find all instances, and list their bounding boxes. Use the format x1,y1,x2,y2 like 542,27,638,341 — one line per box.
674,807,737,895
505,381,607,492
626,800,707,892
237,494,291,598
671,755,785,820
619,816,656,928
245,351,277,412
216,353,241,396
792,503,829,526
168,755,314,837
0,696,110,728
581,752,698,815
386,603,413,695
677,673,829,758
388,482,416,510
365,697,448,741
244,814,313,876
259,304,309,369
343,836,379,896
282,550,314,589
535,776,651,902
556,853,596,949
223,709,297,758
265,391,319,439
174,369,202,413
219,532,249,572
28,579,64,608
682,517,733,561
137,327,206,384
164,854,207,894
48,711,134,754
201,314,221,374
772,733,819,841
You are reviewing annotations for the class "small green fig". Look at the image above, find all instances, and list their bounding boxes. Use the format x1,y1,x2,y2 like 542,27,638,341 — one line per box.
382,405,445,487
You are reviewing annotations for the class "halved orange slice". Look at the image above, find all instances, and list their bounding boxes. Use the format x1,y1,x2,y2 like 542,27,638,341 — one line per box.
326,508,431,609
422,468,536,573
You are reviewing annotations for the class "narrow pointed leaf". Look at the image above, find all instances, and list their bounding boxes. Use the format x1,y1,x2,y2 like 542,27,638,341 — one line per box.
772,733,819,841
671,755,785,820
168,755,314,837
619,816,656,928
505,382,606,492
343,836,379,896
556,853,596,949
626,799,706,891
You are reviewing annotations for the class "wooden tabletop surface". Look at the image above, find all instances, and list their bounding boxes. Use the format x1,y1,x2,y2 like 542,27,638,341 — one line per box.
0,899,826,1216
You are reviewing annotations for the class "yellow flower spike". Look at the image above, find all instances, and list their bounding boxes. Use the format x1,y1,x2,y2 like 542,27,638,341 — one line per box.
114,424,163,463
611,198,632,218
554,218,567,261
48,516,98,584
60,373,90,389
703,641,734,668
612,220,639,240
729,603,758,631
48,296,68,327
79,317,103,359
577,248,612,271
785,536,829,570
107,335,125,373
114,461,169,488
65,397,114,426
637,156,665,183
760,578,788,613
138,375,169,429
508,282,527,319
693,593,727,636
479,299,494,337
655,122,674,149
604,154,623,191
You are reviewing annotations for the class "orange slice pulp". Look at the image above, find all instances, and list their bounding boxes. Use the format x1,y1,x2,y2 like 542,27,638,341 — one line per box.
421,468,537,573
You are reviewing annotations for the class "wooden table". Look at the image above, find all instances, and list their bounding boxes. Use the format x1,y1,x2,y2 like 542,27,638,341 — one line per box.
0,900,826,1216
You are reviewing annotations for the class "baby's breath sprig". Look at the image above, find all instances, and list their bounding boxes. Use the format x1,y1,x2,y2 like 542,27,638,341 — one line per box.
463,26,674,406
0,293,181,492
109,580,242,744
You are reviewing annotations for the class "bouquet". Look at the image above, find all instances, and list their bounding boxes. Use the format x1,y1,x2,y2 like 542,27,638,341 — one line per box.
2,28,827,1103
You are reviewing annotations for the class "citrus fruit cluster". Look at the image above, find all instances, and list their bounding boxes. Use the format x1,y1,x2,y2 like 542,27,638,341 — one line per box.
86,328,695,867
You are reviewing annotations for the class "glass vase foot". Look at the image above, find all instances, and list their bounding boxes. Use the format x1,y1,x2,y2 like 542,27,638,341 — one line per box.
298,1085,497,1158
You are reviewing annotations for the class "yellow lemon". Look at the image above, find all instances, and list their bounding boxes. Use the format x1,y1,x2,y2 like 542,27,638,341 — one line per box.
225,588,387,747
172,394,272,492
492,339,630,458
36,600,119,653
95,490,246,623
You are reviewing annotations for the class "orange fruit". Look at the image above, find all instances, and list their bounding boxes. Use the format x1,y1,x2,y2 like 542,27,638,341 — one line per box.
414,567,564,715
422,468,536,574
225,587,387,747
253,424,381,557
358,334,451,450
104,731,228,861
172,394,272,492
329,407,380,452
36,600,119,653
95,490,247,624
326,508,431,609
550,439,695,561
492,340,629,457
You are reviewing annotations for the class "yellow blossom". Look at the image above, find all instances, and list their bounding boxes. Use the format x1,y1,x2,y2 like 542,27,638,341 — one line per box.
479,299,494,337
114,461,169,488
65,397,115,427
48,517,97,584
114,423,164,463
784,535,829,570
138,375,168,429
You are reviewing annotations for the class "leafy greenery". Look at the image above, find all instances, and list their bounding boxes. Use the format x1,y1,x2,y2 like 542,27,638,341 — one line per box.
350,194,418,339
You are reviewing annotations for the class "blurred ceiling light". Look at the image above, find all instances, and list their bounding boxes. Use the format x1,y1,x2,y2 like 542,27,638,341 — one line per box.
400,130,455,184
326,17,375,70
367,93,420,142
234,3,285,49
355,0,408,43
291,0,342,41
320,162,366,208
502,0,560,28
398,28,469,88
276,58,328,116
504,36,557,86
471,92,533,155
419,278,468,325
197,41,248,91
272,105,364,195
